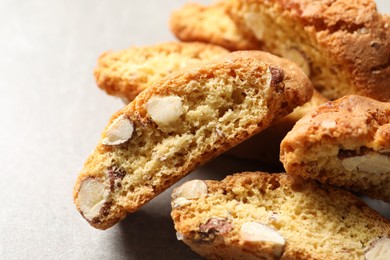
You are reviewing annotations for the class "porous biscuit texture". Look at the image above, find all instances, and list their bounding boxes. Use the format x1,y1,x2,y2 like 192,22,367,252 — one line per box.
96,38,323,169
170,2,262,51
172,0,390,101
281,95,390,202
226,90,328,169
74,51,312,229
171,172,390,260
94,42,230,102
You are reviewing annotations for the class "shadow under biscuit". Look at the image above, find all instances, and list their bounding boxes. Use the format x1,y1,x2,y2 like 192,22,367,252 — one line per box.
203,155,281,177
117,207,202,260
360,197,390,220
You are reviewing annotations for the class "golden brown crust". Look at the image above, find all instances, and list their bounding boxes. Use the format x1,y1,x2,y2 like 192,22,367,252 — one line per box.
172,0,390,100
172,172,390,259
232,0,390,101
94,42,230,102
74,51,312,229
169,2,262,51
280,95,390,202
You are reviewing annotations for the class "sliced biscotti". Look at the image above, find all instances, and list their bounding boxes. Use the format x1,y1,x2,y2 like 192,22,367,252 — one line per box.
173,0,390,101
171,172,390,260
73,51,312,229
225,89,328,169
94,42,229,102
281,95,390,202
97,39,323,170
170,2,261,51
230,0,390,101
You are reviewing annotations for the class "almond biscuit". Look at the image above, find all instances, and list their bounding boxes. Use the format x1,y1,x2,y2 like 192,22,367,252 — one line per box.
172,172,390,259
94,42,229,102
281,95,390,202
74,51,312,229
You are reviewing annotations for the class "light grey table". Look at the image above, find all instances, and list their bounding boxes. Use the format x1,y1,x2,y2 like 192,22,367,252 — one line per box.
0,0,389,259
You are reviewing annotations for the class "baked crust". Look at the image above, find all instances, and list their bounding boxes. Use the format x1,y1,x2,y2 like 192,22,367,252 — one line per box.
172,172,390,259
74,51,312,229
170,2,262,51
232,0,390,100
281,95,390,202
172,0,390,101
94,42,229,102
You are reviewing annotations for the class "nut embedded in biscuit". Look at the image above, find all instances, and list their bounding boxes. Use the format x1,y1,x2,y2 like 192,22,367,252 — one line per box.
78,178,108,221
240,222,285,257
268,66,284,90
280,95,390,202
171,172,390,259
173,180,208,200
193,217,233,243
102,115,134,145
365,237,390,260
341,153,390,174
200,218,232,236
146,95,183,126
243,12,266,40
172,197,192,208
176,231,184,241
172,180,208,208
75,50,313,229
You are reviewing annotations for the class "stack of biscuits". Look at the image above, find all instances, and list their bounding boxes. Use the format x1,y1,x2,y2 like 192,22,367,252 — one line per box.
74,0,390,259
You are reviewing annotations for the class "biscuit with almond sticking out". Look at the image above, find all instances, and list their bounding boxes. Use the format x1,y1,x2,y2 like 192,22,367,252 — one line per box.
74,51,312,229
172,0,390,101
281,95,390,202
172,172,390,259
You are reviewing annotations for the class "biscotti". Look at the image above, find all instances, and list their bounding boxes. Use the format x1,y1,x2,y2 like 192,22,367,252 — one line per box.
95,39,324,169
73,51,312,229
171,172,390,259
172,0,390,101
281,95,390,202
94,42,229,102
170,2,261,51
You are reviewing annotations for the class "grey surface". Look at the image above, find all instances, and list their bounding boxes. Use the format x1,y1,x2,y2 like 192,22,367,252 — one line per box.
0,0,389,259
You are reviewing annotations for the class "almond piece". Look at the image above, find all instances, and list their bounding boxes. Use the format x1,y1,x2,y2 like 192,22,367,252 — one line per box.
176,232,184,241
172,197,191,208
365,237,390,260
172,180,208,208
199,217,232,235
341,153,390,174
243,12,266,40
146,95,183,126
78,178,108,221
240,222,285,257
102,114,134,145
172,180,208,200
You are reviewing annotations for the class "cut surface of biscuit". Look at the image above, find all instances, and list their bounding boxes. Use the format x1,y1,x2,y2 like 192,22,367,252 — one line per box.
231,0,390,101
226,89,328,169
171,172,390,259
170,2,262,51
97,39,324,169
94,42,230,102
74,51,312,229
281,95,390,202
176,0,390,101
